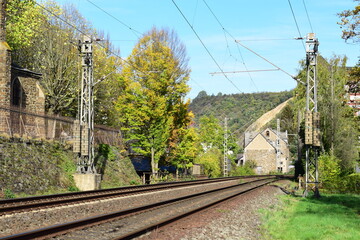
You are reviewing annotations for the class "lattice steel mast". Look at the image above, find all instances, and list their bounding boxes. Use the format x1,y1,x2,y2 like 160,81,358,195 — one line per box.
304,33,320,197
74,35,96,174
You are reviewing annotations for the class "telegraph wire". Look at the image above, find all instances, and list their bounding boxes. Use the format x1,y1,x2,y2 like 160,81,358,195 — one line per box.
171,0,242,93
302,0,314,33
287,0,306,52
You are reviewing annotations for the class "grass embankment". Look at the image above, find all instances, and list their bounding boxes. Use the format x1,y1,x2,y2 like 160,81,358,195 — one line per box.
262,193,360,240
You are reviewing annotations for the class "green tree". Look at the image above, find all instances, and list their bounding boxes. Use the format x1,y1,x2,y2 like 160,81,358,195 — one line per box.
293,55,360,173
168,126,200,177
92,33,123,126
115,27,191,177
195,115,224,177
197,115,224,150
6,0,44,51
196,148,222,178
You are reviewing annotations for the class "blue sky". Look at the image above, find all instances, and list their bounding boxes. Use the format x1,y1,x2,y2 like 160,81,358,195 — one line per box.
53,0,359,99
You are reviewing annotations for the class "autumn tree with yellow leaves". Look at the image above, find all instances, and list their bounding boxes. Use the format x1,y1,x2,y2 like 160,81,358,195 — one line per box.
115,27,194,178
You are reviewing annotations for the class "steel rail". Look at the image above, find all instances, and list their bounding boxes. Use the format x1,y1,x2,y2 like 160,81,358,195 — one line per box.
0,175,270,215
0,177,278,240
117,178,278,239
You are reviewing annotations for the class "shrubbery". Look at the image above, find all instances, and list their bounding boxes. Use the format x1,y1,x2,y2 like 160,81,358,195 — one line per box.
318,154,360,194
195,148,222,178
230,160,256,176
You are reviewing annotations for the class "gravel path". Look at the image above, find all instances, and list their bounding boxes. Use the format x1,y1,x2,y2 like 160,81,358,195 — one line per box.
138,181,289,240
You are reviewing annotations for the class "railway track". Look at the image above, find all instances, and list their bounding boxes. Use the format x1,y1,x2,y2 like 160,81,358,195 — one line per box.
0,176,283,240
0,175,270,216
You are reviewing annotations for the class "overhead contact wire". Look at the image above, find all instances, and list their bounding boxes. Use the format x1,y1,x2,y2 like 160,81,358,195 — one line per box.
171,0,242,93
202,0,258,91
302,0,314,33
287,0,306,52
85,0,142,38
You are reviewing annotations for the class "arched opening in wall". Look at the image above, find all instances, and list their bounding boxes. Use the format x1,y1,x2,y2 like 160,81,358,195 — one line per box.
11,77,26,108
10,77,27,135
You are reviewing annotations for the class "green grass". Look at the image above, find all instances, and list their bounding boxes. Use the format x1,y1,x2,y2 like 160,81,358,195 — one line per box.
262,194,360,240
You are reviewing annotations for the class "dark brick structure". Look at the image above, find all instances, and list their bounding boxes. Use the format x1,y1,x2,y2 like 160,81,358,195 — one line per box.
0,0,11,133
0,0,45,136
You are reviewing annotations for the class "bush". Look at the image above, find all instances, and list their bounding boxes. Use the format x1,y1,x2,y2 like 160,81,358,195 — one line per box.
318,154,342,192
319,154,360,194
195,148,222,178
4,189,15,199
67,186,80,192
230,160,256,176
343,173,360,194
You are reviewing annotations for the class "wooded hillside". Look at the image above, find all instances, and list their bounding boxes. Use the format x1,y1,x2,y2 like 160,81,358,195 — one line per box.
189,90,293,139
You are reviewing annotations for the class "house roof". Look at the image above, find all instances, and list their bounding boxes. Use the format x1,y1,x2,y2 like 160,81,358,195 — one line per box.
11,63,42,79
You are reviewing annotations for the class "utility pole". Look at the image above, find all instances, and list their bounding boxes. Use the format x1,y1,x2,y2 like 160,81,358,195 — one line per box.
223,117,228,177
74,35,96,174
304,33,320,197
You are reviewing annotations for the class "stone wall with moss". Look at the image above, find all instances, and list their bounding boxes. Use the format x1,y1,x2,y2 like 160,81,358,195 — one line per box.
0,136,140,197
0,136,78,195
95,144,140,189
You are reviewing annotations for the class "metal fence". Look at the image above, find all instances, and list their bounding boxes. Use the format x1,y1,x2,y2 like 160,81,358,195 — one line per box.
0,105,121,146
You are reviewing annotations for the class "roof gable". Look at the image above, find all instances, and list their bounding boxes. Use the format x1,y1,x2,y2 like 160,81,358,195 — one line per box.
245,133,275,151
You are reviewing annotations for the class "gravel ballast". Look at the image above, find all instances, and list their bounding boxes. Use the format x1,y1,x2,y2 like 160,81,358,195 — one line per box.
139,182,289,240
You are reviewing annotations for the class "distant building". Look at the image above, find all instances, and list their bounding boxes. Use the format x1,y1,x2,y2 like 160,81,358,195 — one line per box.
243,128,290,174
346,93,360,116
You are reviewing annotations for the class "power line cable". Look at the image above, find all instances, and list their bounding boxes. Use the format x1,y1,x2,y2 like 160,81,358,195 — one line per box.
171,0,242,93
201,0,236,61
190,78,205,91
235,40,305,85
191,0,199,27
199,0,304,87
287,0,306,52
235,44,259,91
302,0,314,33
85,0,142,38
201,0,258,91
